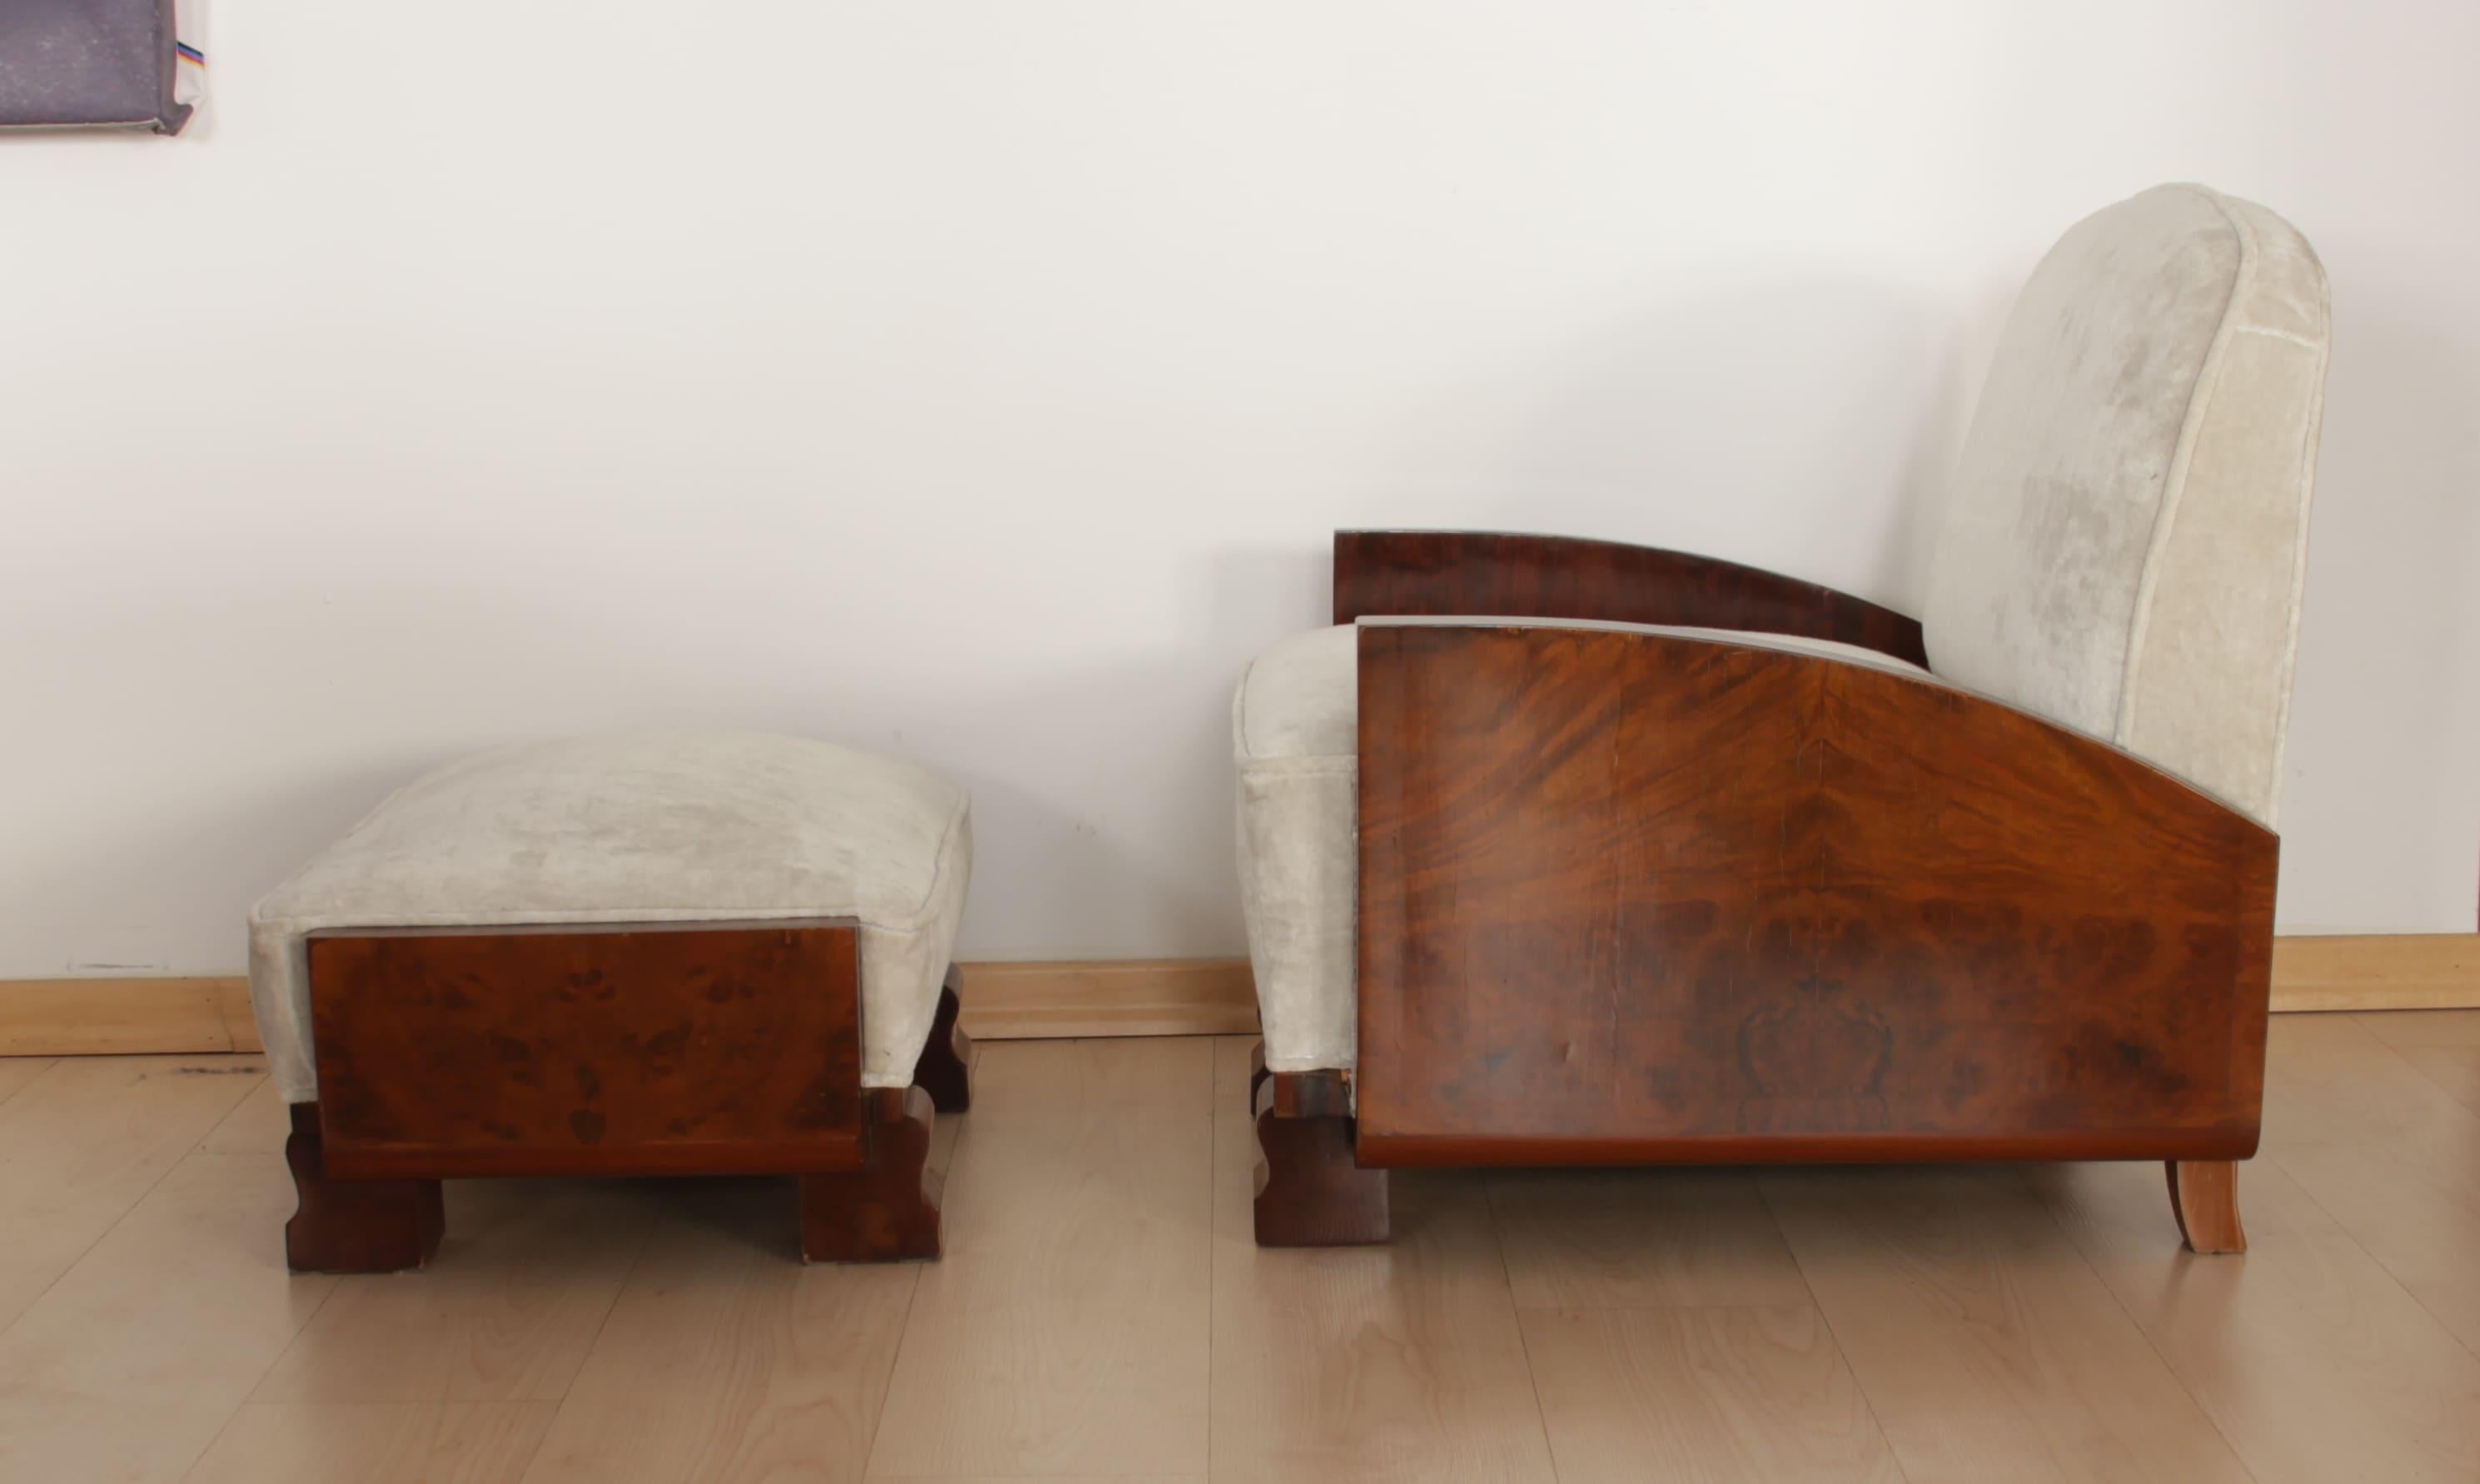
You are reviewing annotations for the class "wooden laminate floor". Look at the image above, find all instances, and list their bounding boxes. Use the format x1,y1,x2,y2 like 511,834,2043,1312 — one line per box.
3,1015,2479,1482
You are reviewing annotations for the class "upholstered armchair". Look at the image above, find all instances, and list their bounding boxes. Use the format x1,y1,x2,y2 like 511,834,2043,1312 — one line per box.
1233,184,2329,1252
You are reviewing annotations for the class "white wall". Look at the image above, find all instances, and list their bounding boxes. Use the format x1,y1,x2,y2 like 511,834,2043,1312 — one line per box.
5,1,2476,978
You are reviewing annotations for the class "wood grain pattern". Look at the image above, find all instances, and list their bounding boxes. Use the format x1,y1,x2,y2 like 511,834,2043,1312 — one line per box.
308,923,866,1179
2256,1013,2480,1354
1488,1168,1810,1311
285,1102,445,1274
0,1055,264,1331
956,958,1260,1038
2167,1159,2246,1253
866,1038,1213,1479
0,975,240,1054
518,1181,916,1484
797,1086,943,1262
2272,934,2480,1011
1208,1038,1556,1484
1763,1165,2253,1482
1355,621,2277,1169
1519,1306,1903,1483
1332,529,1929,665
254,1179,660,1404
0,1153,334,1482
1252,1064,1388,1247
2035,1154,2480,1484
2360,1007,2480,1116
188,1402,557,1484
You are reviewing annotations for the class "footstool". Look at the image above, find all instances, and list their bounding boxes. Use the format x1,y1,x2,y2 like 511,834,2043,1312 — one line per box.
246,729,974,1271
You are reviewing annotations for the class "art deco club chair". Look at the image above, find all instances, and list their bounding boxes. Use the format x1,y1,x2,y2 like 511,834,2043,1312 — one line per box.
1233,184,2330,1252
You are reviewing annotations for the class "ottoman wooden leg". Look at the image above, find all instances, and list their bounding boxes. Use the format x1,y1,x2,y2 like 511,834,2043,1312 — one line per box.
283,1103,445,1274
910,968,972,1114
1252,1053,1389,1247
799,1087,944,1262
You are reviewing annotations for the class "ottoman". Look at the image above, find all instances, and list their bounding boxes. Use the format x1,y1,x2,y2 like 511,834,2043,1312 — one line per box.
247,729,974,1271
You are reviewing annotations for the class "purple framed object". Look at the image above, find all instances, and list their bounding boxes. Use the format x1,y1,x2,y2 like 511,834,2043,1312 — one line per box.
0,0,201,135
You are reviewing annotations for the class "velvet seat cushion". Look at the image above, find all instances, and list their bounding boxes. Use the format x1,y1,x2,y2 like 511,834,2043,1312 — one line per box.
1233,620,1935,1073
247,729,972,1104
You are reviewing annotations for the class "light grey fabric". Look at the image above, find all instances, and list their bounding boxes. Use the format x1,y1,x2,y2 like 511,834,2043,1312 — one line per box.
247,729,972,1103
1232,620,1937,1072
1923,184,2329,826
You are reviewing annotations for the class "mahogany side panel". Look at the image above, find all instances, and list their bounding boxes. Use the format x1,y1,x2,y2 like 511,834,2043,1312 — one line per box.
1354,622,2277,1167
307,921,867,1178
1332,530,1929,665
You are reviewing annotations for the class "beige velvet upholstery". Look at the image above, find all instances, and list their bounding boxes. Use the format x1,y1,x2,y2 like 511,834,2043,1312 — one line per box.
1236,184,2330,1074
1233,621,1937,1073
1924,184,2328,826
247,729,972,1103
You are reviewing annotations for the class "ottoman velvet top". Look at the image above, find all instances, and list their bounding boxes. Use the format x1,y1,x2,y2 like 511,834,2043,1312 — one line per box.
247,730,973,1104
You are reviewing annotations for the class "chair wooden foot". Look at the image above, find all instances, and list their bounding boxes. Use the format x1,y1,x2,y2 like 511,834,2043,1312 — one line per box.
283,1103,445,1274
1252,1058,1389,1247
2167,1159,2247,1254
799,1086,944,1262
910,969,972,1114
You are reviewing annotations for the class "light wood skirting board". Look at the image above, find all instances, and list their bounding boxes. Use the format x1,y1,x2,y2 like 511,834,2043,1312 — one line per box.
1,935,2473,1057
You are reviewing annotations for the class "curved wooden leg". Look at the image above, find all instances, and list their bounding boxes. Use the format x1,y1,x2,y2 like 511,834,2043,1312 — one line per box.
799,1086,943,1262
283,1103,445,1274
910,969,972,1115
2167,1159,2247,1254
1252,1057,1389,1247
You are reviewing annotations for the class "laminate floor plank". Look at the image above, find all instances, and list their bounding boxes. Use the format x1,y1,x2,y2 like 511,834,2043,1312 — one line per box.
1490,1167,1811,1312
1207,1038,1556,1484
0,1056,264,1334
187,1401,557,1484
2035,1156,2480,1484
522,1182,916,1484
864,1038,1214,1480
1761,1165,2251,1483
0,1153,335,1482
252,1177,660,1404
2258,1013,2480,1355
2357,1008,2480,1118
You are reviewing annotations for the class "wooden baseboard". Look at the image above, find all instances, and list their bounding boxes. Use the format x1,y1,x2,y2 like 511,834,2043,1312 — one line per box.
1,935,2472,1058
2267,934,2480,1012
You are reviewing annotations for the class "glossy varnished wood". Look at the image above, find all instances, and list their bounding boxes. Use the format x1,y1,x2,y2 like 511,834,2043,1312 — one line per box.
283,1102,445,1274
2168,1159,2247,1253
306,921,866,1178
797,1085,944,1262
1332,529,1929,665
1251,1058,1389,1247
1354,621,2278,1168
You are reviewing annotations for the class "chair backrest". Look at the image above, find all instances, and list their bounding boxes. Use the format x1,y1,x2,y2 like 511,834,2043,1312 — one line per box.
1922,184,2329,826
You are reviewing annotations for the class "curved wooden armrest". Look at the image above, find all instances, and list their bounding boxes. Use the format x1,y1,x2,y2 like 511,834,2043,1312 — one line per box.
1332,529,1928,666
1352,621,2274,1168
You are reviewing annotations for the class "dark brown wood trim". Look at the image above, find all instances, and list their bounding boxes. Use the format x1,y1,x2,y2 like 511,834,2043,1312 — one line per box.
1355,622,2275,1171
283,1102,445,1274
799,1085,944,1262
1251,1052,1389,1247
910,969,972,1114
1332,529,1928,665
